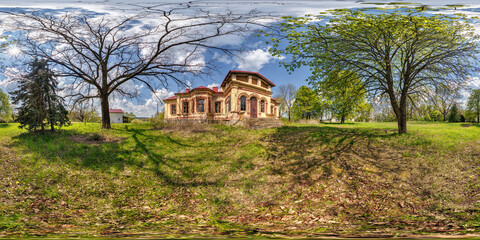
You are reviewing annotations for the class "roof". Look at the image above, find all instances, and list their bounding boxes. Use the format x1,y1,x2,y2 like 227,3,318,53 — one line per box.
163,95,177,101
221,70,276,88
109,109,123,113
271,97,278,103
191,86,214,93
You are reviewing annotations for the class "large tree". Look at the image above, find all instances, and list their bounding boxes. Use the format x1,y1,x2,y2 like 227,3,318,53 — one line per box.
467,89,480,123
274,83,296,121
265,9,479,133
11,59,69,132
9,7,260,129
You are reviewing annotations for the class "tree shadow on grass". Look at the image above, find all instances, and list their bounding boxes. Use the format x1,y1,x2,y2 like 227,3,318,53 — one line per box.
0,123,10,128
126,128,218,186
264,125,403,183
12,126,220,187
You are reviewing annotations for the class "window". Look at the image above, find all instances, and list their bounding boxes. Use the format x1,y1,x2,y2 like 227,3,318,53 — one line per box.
197,99,204,113
271,105,274,115
252,78,257,85
260,100,265,113
240,96,246,111
226,97,231,112
183,102,189,114
215,102,221,113
171,104,176,115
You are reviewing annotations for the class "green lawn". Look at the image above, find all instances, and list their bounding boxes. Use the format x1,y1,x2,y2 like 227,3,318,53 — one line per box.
0,121,479,237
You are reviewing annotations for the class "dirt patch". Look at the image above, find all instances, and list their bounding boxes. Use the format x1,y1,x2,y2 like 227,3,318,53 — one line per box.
69,134,125,144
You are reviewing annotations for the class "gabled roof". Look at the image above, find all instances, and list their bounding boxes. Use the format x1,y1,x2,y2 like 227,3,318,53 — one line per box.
163,95,177,101
109,109,123,113
191,86,214,93
221,70,275,88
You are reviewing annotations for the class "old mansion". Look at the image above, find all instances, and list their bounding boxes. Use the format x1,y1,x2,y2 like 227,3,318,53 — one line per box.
163,70,280,122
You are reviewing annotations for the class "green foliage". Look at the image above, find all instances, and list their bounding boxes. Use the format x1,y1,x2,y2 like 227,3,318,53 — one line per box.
467,89,480,123
264,8,480,133
316,70,371,123
291,86,323,120
10,58,70,132
0,89,12,123
448,104,461,122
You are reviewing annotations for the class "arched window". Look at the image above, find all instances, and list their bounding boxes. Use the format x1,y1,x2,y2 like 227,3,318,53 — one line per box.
240,96,246,111
260,100,265,113
197,99,204,112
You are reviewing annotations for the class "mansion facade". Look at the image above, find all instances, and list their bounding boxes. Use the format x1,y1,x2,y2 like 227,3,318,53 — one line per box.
163,70,280,122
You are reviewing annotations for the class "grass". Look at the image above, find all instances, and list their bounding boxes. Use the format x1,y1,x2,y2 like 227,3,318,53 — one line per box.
0,121,479,237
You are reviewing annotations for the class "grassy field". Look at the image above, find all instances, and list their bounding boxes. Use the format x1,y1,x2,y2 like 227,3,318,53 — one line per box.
0,121,479,237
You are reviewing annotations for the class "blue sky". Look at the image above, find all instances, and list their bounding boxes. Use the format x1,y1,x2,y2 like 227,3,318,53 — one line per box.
1,0,480,117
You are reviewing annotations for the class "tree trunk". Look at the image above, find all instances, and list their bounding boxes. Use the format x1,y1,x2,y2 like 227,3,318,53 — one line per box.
340,115,345,124
101,95,111,129
288,110,291,121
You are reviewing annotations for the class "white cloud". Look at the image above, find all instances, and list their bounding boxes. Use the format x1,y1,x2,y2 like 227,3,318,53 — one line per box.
207,83,220,89
235,48,285,72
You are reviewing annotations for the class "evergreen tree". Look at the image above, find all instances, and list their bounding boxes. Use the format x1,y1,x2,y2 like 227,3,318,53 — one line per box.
448,104,460,123
0,89,12,123
11,58,69,132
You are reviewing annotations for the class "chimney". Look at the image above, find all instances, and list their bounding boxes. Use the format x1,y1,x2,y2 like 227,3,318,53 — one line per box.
213,87,218,92
185,88,190,93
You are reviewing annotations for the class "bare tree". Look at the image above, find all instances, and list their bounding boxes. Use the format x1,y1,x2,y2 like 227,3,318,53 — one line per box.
274,83,296,121
69,100,99,124
8,7,261,128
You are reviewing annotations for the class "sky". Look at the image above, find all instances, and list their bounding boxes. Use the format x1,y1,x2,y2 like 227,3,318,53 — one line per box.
1,0,480,117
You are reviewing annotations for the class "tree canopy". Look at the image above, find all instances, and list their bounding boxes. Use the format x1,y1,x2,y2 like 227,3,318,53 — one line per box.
265,8,479,133
315,70,370,123
291,86,322,120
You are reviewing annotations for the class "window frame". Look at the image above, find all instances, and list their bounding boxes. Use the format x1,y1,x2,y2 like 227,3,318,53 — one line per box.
171,104,177,115
215,101,221,113
183,102,189,114
240,96,247,111
197,99,205,113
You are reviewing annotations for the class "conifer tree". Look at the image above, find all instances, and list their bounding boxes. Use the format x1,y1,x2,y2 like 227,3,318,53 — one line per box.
448,104,460,123
11,58,69,132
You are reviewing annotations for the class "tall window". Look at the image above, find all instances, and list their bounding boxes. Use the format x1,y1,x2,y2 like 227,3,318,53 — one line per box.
240,96,246,111
171,104,176,115
260,100,265,113
226,97,231,112
215,102,221,113
183,102,189,113
197,99,204,112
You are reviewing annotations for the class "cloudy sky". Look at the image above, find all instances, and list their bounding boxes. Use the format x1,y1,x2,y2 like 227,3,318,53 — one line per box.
1,0,480,117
